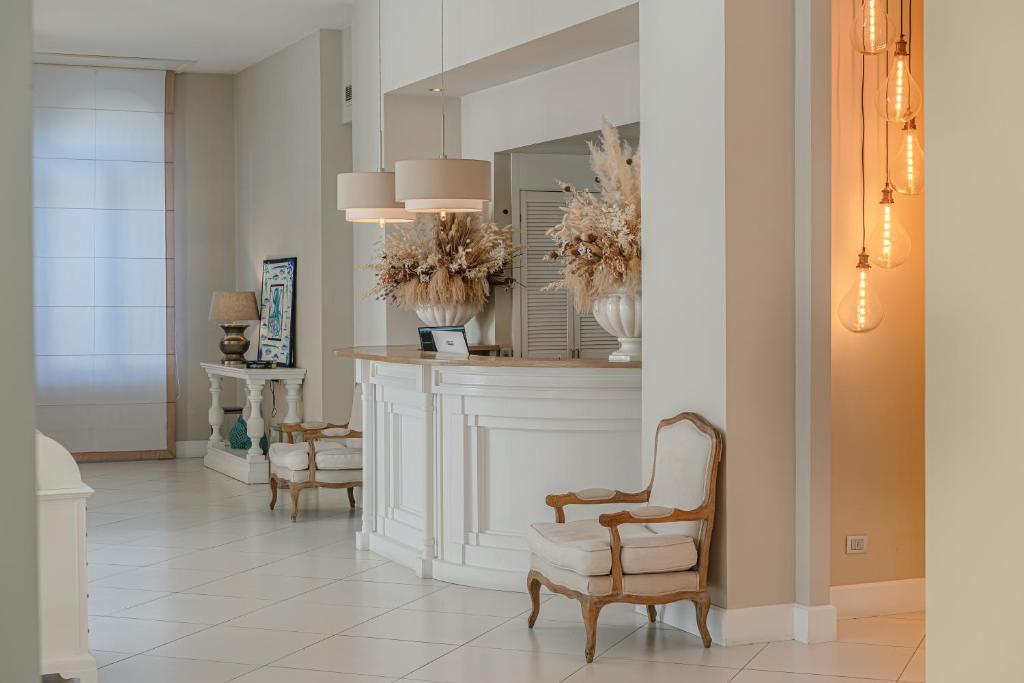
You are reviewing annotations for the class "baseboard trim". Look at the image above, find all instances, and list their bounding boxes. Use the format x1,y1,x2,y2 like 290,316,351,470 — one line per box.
659,600,838,646
176,440,208,458
73,449,172,463
830,578,925,619
204,443,268,484
793,603,838,643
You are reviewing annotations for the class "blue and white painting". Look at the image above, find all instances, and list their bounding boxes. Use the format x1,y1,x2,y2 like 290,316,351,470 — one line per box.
257,257,296,366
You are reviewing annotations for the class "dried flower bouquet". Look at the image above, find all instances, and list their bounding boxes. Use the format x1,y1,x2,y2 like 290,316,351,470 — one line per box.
366,212,520,311
545,119,641,310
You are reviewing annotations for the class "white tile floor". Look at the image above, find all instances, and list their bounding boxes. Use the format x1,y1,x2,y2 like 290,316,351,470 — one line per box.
65,459,925,683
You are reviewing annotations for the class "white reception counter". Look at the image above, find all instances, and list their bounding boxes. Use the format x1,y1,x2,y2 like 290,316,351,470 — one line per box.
336,346,642,590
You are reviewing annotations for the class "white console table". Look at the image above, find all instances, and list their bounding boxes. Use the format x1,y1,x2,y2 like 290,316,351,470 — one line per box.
201,362,306,484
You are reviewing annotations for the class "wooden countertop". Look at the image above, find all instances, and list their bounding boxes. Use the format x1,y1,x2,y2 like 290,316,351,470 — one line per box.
334,346,641,369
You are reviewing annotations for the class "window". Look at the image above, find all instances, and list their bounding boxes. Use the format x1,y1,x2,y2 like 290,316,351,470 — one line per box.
33,65,173,457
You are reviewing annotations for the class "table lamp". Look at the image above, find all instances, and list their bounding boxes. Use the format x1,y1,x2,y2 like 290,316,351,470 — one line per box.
209,291,260,366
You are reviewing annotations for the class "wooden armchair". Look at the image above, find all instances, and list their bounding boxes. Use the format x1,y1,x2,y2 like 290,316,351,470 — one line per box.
526,412,723,662
268,385,363,521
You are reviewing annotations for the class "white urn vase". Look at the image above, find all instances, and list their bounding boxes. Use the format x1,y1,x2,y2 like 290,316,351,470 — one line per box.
591,290,642,362
415,302,478,327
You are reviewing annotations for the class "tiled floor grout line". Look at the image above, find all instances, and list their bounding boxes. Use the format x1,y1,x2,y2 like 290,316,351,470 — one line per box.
396,604,547,681
895,635,926,682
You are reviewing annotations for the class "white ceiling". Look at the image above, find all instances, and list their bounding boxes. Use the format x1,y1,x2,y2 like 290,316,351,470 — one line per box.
33,0,353,74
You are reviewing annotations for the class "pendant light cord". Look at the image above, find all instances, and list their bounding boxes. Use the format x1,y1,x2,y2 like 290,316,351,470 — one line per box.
860,52,867,250
377,0,384,171
907,0,913,71
883,0,891,186
439,0,446,159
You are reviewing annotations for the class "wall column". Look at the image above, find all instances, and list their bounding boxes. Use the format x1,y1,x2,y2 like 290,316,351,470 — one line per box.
640,0,797,644
0,0,41,677
793,0,835,643
926,1,1024,679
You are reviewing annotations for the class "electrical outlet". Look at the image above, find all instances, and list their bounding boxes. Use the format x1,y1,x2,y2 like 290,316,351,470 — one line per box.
846,535,868,554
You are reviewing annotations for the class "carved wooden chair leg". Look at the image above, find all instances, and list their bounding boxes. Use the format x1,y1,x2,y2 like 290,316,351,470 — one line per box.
581,597,603,663
269,476,279,510
646,605,658,622
347,487,356,509
526,571,542,628
290,484,304,522
694,592,712,648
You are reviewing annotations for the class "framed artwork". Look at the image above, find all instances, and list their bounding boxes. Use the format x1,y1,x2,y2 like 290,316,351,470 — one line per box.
257,257,297,366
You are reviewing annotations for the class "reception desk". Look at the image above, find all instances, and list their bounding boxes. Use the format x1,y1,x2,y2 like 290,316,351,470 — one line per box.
335,346,642,590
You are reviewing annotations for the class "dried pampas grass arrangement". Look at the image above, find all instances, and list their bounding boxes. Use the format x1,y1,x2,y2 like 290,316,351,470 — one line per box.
366,212,520,311
545,119,641,310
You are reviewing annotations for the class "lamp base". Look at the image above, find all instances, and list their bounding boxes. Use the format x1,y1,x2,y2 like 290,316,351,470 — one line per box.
219,323,251,366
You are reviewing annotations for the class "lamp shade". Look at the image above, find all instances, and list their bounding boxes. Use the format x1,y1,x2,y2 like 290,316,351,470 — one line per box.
337,171,414,224
209,291,259,322
394,158,492,213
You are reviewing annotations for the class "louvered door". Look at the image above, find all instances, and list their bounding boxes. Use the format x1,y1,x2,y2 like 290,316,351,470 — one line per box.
520,191,571,358
518,191,617,359
575,313,620,359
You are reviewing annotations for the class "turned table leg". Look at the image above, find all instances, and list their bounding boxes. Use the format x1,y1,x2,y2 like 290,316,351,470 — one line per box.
245,378,266,461
283,378,302,425
207,373,224,445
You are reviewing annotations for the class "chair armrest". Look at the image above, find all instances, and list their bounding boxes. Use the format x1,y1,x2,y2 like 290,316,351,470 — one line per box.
544,488,649,523
598,505,711,594
598,505,710,528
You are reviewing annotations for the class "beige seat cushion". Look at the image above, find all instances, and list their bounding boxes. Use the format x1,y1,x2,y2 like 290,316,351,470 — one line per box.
527,519,697,576
268,442,308,471
271,463,362,484
312,437,362,470
314,448,362,470
530,556,698,597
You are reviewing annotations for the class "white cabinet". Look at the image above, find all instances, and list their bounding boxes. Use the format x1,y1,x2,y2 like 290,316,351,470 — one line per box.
37,431,96,683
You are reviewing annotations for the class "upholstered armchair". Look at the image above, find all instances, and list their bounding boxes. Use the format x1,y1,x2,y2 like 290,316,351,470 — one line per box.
268,385,363,521
526,412,723,662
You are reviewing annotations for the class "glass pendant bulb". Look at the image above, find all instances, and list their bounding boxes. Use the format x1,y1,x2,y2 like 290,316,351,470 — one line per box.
867,184,912,269
891,118,924,195
877,38,922,123
850,0,896,55
838,251,884,333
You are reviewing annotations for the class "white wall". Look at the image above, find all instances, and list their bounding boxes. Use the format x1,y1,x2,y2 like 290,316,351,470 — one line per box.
174,73,236,441
351,0,388,346
235,30,353,422
926,1,1024,678
460,43,639,163
0,0,40,675
641,0,728,600
381,0,635,92
319,30,356,421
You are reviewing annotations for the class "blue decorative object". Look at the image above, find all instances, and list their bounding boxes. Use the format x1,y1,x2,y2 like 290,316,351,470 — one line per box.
228,416,268,454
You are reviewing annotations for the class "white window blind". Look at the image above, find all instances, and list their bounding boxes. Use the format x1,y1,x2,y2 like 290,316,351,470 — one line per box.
33,65,170,455
518,190,617,359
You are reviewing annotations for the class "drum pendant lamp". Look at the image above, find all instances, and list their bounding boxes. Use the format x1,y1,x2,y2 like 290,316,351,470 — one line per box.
394,0,491,216
336,0,414,227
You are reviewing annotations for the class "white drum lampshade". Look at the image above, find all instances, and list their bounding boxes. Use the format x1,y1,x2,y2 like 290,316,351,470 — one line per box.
337,171,415,225
395,158,491,213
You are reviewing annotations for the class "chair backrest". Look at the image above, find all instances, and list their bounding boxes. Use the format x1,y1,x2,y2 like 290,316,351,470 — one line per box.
348,383,363,432
646,413,723,548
